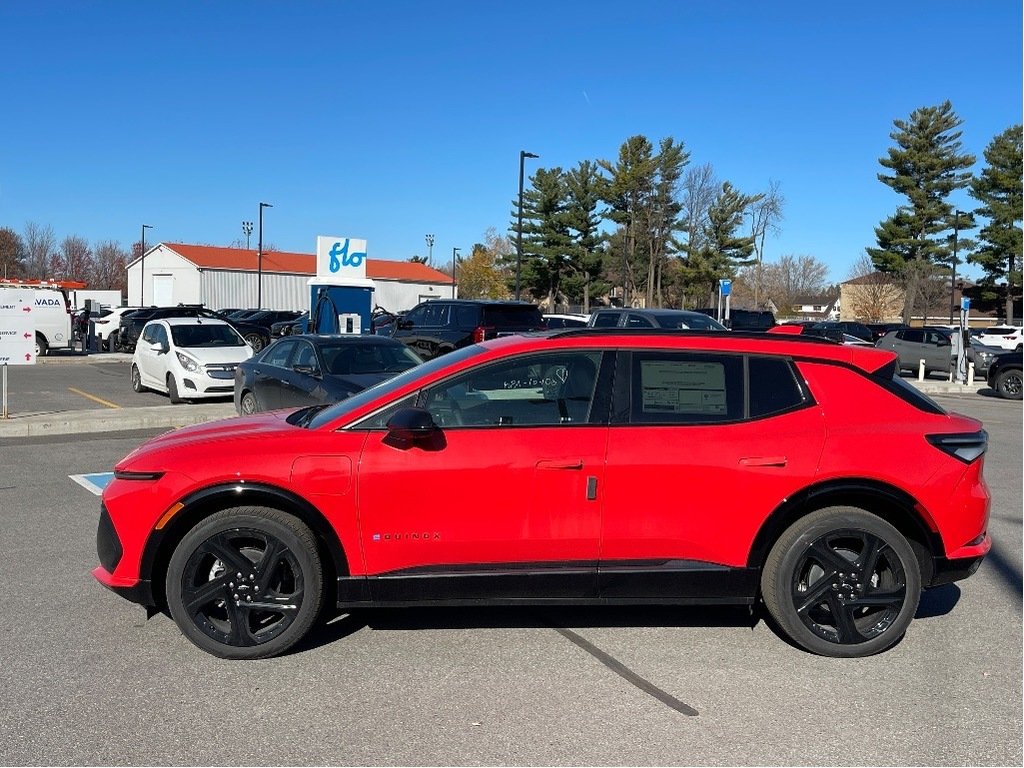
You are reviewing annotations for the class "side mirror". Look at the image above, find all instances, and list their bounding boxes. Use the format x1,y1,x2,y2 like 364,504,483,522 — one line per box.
386,406,438,441
398,319,414,330
293,364,319,377
937,337,951,347
150,341,168,354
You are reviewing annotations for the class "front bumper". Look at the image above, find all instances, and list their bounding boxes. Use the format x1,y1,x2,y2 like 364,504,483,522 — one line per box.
92,566,155,606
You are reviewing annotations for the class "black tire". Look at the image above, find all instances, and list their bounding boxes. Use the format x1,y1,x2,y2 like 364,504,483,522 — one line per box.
131,364,146,393
761,507,921,657
995,368,1023,400
165,506,324,659
245,333,265,353
240,390,260,415
34,333,48,357
167,373,182,404
106,331,118,352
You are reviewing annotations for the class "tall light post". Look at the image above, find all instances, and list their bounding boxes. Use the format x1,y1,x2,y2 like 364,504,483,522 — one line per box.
515,150,539,301
425,234,434,265
242,220,253,250
451,247,460,298
257,202,272,308
949,209,962,324
140,224,153,305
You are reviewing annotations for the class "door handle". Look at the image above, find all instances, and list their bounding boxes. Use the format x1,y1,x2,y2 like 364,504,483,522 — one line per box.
739,456,788,467
536,459,584,470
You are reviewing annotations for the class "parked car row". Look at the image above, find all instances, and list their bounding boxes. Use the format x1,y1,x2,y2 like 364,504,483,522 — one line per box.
123,299,1024,408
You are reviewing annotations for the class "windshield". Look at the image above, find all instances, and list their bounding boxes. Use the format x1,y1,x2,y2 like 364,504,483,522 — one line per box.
171,323,245,348
305,344,486,429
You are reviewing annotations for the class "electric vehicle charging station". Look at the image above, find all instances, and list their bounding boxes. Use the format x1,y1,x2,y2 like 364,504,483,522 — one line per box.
309,236,374,334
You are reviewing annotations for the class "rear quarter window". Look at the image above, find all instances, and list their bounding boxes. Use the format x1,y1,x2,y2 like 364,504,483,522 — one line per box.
748,357,808,417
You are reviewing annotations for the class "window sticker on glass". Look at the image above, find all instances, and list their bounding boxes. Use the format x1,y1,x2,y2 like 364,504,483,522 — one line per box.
640,360,727,414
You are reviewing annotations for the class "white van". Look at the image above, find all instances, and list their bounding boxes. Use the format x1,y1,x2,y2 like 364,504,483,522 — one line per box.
0,281,75,355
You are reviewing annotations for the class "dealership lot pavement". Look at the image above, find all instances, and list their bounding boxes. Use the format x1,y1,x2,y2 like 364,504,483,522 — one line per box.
0,390,1019,765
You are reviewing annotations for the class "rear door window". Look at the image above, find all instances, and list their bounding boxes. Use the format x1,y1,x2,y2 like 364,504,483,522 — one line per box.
591,312,621,328
629,351,744,423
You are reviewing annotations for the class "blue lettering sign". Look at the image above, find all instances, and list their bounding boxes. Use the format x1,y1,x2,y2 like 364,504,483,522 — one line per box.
328,239,366,273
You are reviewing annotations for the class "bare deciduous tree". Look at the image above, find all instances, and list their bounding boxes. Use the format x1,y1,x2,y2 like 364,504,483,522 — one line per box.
844,254,905,321
50,235,93,283
91,241,128,291
22,221,56,279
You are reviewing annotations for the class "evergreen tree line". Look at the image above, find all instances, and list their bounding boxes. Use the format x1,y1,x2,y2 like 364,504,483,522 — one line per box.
498,111,1020,321
503,135,786,312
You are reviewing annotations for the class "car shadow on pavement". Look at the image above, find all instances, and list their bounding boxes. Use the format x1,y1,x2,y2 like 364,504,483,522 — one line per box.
915,583,961,619
293,604,757,656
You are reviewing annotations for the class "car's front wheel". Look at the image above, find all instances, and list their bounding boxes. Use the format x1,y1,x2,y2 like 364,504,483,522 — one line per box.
761,507,921,657
165,507,324,659
995,368,1023,400
167,374,182,404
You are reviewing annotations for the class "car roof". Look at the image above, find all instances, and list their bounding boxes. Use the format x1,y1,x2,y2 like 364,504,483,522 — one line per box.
473,328,896,374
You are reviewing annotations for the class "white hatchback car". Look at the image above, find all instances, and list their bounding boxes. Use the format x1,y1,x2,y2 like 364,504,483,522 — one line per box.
132,317,253,403
976,325,1023,352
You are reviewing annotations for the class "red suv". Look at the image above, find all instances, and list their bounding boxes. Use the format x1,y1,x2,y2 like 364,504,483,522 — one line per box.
94,329,990,659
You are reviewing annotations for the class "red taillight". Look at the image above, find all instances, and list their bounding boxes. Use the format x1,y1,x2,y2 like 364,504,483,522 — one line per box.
472,326,490,343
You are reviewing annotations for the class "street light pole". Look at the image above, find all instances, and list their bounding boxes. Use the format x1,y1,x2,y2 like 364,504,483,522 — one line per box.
451,247,460,298
140,224,152,305
949,209,962,324
516,150,539,301
257,202,272,308
425,234,434,265
242,220,253,250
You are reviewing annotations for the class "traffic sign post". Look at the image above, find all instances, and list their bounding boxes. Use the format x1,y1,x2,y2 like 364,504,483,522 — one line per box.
1,288,38,418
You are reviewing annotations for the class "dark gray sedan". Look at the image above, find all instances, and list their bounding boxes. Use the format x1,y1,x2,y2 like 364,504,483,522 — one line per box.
233,334,422,414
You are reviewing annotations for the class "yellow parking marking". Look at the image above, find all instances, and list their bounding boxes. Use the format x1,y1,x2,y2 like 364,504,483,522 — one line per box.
68,387,121,409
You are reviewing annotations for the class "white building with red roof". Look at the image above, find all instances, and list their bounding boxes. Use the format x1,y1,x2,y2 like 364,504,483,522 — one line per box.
125,242,455,313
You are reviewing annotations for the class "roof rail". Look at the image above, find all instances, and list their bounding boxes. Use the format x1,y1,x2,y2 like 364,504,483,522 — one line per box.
547,327,839,344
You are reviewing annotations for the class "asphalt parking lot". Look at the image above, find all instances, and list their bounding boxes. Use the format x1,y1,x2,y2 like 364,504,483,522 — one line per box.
0,351,1020,765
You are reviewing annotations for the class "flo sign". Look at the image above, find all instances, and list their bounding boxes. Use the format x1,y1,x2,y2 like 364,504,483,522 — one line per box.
316,236,368,282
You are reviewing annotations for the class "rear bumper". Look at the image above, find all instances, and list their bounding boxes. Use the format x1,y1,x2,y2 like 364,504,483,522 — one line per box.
929,533,990,587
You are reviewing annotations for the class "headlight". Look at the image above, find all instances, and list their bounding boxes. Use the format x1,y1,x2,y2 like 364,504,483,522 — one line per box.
176,352,201,372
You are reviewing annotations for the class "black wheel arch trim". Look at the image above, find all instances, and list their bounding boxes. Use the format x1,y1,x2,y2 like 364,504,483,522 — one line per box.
138,481,349,609
746,478,942,585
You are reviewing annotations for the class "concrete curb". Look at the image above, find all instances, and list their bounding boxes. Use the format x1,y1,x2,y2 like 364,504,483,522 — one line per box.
0,402,237,438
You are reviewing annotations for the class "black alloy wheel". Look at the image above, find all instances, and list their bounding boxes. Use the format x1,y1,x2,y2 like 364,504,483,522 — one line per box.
761,507,921,657
166,507,323,659
995,368,1023,400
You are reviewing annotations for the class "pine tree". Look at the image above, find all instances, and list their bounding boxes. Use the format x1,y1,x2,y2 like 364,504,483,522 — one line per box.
867,101,976,323
563,160,606,311
512,167,574,308
969,124,1022,323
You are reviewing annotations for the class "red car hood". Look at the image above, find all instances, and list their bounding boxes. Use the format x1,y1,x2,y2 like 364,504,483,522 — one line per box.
116,410,296,471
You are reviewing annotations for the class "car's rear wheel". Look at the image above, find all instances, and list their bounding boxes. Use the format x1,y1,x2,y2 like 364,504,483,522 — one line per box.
165,507,324,659
35,333,48,357
131,364,146,393
240,390,260,415
106,331,118,352
761,507,921,657
995,368,1023,400
167,373,182,404
244,333,265,353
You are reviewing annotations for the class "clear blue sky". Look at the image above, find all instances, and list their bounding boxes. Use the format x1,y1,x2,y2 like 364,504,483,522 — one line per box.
1,1,1020,283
